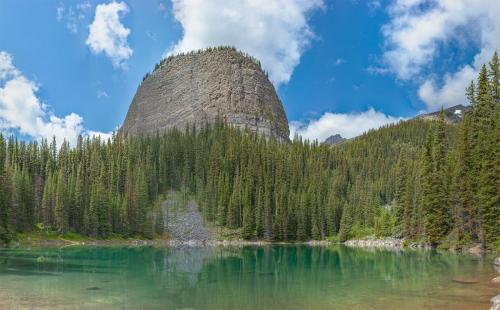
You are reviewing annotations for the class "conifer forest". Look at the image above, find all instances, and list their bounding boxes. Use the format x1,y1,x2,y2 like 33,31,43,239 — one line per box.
0,53,498,251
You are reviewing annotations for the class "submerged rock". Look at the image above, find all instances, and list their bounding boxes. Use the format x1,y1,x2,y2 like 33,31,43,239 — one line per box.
492,276,500,284
465,243,483,255
451,277,479,284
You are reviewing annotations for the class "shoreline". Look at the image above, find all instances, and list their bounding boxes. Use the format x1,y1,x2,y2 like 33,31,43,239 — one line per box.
2,236,497,255
2,238,334,248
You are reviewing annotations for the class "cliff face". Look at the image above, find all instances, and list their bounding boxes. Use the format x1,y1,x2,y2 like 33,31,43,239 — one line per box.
121,48,289,141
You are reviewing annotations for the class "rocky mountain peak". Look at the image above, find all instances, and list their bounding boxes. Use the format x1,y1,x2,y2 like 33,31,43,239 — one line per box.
120,47,290,141
324,134,347,146
415,104,470,124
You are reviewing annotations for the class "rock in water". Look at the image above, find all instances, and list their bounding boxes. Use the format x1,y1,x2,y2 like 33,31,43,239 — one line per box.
494,257,500,266
121,47,289,141
491,295,500,310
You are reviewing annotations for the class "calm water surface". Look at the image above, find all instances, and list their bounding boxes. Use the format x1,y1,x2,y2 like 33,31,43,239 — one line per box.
0,245,497,309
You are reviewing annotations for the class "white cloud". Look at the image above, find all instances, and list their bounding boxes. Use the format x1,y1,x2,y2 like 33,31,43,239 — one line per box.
368,1,382,10
418,65,477,110
86,1,133,68
290,108,404,141
86,130,113,141
169,0,324,86
56,2,92,33
0,51,112,146
381,0,500,109
97,90,110,99
334,58,346,65
0,51,20,80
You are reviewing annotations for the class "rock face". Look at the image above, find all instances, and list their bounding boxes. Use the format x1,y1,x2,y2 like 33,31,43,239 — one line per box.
121,48,289,141
416,104,470,124
324,134,346,146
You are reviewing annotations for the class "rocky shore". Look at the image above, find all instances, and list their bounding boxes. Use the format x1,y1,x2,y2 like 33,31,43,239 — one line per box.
344,237,403,249
491,258,500,310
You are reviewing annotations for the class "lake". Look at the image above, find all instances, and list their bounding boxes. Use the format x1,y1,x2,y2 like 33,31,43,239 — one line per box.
0,245,497,309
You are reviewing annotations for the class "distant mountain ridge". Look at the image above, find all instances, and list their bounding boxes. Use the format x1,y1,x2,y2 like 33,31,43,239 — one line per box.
323,134,347,146
415,104,470,123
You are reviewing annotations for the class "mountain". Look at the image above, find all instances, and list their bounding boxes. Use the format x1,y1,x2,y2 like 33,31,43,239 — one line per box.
415,104,470,123
323,134,346,146
120,47,290,141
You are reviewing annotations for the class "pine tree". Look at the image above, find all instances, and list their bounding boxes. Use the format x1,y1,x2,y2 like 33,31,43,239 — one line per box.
423,109,450,246
54,169,67,233
489,51,500,104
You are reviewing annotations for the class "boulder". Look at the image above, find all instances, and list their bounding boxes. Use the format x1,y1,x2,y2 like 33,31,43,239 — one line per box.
494,257,500,266
491,295,500,310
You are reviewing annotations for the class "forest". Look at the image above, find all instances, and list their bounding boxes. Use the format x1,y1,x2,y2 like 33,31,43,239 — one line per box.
0,53,498,250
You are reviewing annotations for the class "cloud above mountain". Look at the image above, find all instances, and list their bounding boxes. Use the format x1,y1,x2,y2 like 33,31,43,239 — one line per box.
290,108,404,141
380,0,500,110
169,0,324,86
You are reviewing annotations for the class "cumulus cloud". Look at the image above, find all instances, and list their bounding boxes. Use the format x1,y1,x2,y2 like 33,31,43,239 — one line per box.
86,1,133,68
289,108,404,141
0,51,111,146
86,130,113,141
418,65,477,111
169,0,324,86
381,0,500,109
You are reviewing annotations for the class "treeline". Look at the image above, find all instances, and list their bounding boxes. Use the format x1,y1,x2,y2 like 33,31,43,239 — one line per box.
0,54,498,250
382,53,499,250
143,46,264,82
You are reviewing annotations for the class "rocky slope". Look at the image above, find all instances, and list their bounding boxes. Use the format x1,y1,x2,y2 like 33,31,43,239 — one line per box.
163,200,213,246
324,134,347,146
415,104,470,123
121,47,289,141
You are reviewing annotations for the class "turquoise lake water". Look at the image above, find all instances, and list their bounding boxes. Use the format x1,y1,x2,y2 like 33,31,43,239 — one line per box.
0,245,498,309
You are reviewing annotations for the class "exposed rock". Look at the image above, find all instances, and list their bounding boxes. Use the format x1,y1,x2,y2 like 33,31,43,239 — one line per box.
324,134,347,146
465,243,484,256
491,276,500,284
164,200,214,246
491,295,500,310
121,47,289,141
494,257,500,266
415,104,470,124
344,237,403,249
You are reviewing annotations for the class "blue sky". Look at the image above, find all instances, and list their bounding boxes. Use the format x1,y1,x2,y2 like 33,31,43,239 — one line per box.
0,0,498,143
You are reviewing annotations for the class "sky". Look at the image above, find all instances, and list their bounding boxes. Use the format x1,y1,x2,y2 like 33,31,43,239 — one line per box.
0,0,498,145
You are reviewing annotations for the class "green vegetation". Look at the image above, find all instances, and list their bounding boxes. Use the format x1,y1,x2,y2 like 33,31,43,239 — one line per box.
0,53,498,250
142,46,265,82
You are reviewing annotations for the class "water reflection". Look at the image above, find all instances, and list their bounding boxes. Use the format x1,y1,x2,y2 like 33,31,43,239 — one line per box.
0,246,496,309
